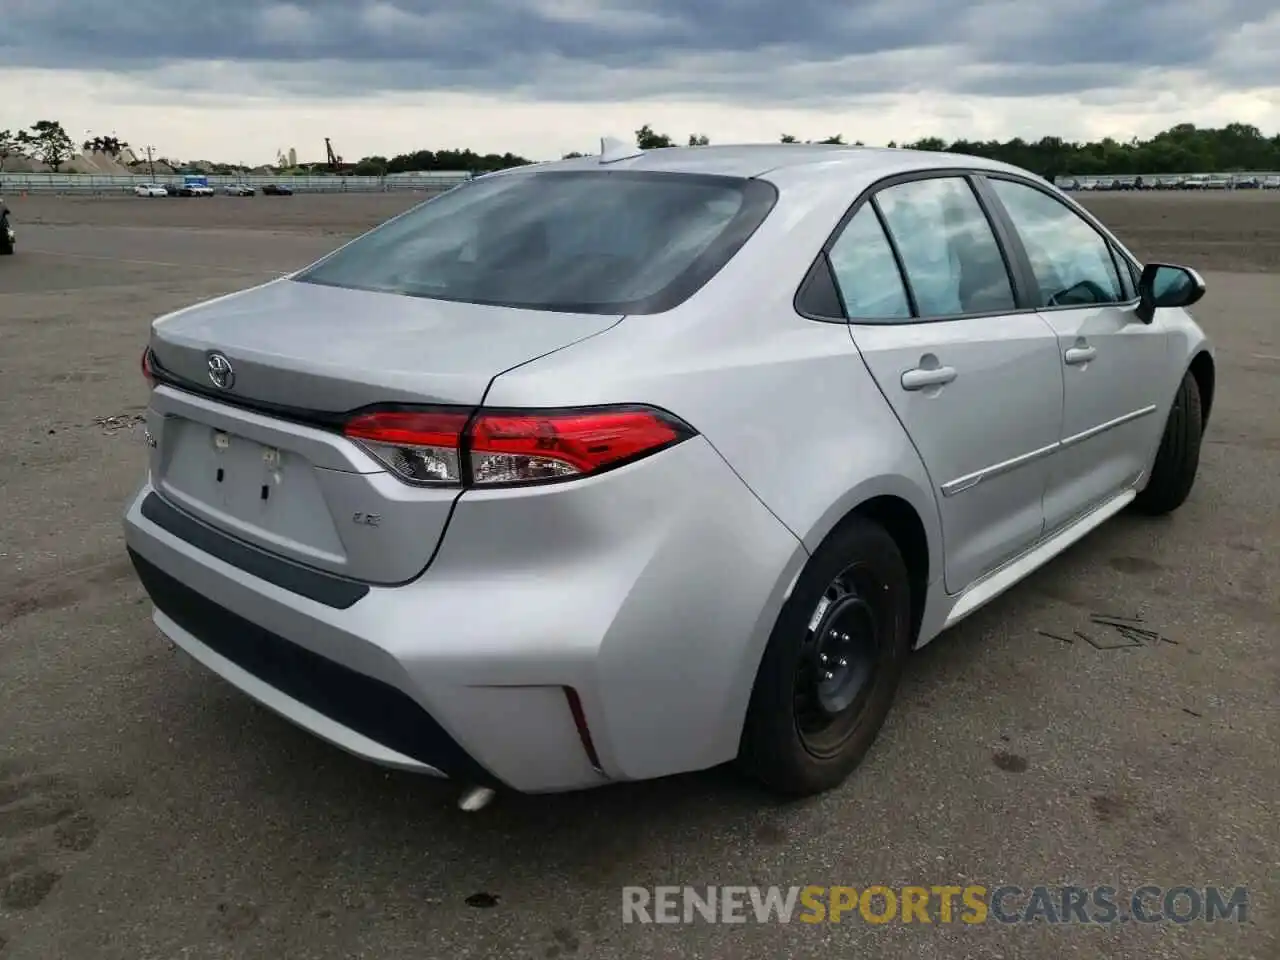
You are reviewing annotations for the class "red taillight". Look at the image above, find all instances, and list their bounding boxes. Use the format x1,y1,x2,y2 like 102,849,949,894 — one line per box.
343,409,470,485
342,405,695,488
470,409,687,484
141,347,155,387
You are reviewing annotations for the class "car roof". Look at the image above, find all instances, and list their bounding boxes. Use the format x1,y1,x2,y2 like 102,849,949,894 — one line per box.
501,143,1039,183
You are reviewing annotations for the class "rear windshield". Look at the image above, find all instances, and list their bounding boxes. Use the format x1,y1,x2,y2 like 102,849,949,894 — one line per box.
295,169,777,314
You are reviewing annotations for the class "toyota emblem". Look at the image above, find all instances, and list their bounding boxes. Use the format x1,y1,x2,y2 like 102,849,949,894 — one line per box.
207,353,235,390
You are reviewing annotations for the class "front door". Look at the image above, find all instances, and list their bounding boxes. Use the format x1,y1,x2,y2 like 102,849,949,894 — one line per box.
982,177,1169,531
828,174,1065,593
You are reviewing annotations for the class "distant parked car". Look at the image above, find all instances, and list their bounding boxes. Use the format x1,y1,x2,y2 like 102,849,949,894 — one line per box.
224,183,256,196
187,183,215,197
0,194,14,255
163,183,193,197
1262,176,1280,190
135,183,168,198
261,183,294,196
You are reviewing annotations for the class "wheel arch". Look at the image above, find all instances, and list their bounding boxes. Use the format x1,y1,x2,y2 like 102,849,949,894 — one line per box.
734,490,935,792
845,495,930,643
732,482,938,749
1187,350,1215,429
795,481,939,647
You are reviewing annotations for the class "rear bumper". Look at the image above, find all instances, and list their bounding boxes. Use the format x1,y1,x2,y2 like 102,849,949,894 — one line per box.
129,548,482,780
123,436,806,793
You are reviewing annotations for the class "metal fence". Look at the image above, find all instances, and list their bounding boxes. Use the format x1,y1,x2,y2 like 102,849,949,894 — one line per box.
0,172,474,196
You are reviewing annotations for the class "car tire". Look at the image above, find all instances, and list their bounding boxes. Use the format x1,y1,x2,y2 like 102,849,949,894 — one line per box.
738,516,913,797
1133,371,1202,516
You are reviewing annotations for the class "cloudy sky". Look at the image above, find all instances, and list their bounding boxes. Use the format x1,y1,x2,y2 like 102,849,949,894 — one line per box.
3,0,1279,164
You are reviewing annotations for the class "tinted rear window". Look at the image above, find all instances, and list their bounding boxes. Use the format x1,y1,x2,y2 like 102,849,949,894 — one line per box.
295,170,777,314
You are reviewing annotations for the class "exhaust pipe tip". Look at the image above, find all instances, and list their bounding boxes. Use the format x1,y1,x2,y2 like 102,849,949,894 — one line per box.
458,786,496,812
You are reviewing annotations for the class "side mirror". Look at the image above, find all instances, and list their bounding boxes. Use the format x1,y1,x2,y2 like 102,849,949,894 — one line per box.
1135,263,1206,323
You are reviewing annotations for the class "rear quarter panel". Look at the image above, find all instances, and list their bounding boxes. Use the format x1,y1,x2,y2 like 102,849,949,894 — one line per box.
478,169,945,767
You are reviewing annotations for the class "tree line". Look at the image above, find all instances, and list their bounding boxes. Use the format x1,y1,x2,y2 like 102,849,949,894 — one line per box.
5,118,1280,179
894,122,1280,180
349,149,534,177
348,122,1280,179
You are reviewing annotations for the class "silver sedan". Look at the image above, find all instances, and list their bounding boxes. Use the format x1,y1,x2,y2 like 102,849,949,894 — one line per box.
123,143,1213,802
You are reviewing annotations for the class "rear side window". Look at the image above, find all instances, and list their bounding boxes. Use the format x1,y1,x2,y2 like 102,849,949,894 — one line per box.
987,178,1126,308
875,177,1017,318
295,170,777,315
827,206,912,321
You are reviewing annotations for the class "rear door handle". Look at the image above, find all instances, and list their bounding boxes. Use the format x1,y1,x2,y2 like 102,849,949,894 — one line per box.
901,365,957,390
1064,345,1097,365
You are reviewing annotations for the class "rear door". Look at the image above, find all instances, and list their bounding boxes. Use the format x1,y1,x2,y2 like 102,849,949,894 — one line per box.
979,175,1168,532
827,173,1065,593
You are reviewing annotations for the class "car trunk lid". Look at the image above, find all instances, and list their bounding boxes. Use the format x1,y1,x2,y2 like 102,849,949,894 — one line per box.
149,277,620,411
145,278,621,583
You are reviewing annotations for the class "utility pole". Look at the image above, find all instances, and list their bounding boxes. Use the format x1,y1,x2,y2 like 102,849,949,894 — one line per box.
145,145,156,179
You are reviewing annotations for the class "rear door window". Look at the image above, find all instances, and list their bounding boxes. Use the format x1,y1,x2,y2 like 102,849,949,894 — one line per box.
296,170,777,315
874,177,1017,318
826,206,912,321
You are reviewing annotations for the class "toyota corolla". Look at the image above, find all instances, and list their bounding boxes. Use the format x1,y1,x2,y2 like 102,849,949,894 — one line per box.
124,142,1214,801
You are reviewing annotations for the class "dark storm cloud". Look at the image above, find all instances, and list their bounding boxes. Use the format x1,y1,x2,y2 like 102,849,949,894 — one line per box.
2,0,1275,101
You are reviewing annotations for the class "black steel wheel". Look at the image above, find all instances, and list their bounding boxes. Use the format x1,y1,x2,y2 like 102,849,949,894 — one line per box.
793,561,894,758
740,515,914,797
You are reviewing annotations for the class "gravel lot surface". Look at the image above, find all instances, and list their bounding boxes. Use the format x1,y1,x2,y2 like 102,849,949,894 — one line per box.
1,191,1276,960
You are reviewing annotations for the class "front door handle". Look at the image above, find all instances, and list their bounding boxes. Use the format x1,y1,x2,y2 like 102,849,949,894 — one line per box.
1064,345,1097,365
901,365,957,390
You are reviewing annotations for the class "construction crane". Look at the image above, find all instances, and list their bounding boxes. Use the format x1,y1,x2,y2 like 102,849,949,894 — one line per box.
324,137,347,174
